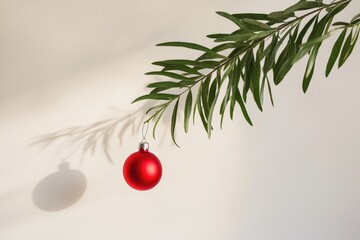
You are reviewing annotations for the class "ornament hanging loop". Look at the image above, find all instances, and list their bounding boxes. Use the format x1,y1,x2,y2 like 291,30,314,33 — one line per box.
141,122,149,143
139,122,150,151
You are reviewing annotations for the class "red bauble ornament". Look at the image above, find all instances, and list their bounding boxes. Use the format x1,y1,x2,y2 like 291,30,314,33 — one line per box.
123,142,162,191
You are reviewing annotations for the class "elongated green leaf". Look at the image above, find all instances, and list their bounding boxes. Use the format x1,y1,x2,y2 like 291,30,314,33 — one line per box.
351,13,360,23
251,56,262,111
157,41,211,52
197,93,209,132
326,1,350,19
303,44,321,93
150,87,172,94
197,52,226,61
242,50,255,101
264,26,295,75
268,11,295,22
274,34,297,85
132,93,177,103
153,61,203,75
284,1,324,15
202,75,211,117
302,12,333,92
228,45,247,59
340,26,359,67
257,41,265,57
351,19,360,25
338,30,353,67
248,30,276,41
242,18,272,31
275,58,295,85
178,79,198,86
219,79,232,128
307,15,328,42
154,59,218,69
230,59,242,119
291,23,300,41
220,61,235,84
193,82,202,124
210,42,246,53
170,99,180,147
231,28,254,36
184,90,193,133
157,41,225,59
293,33,331,64
215,33,253,42
266,76,275,106
263,35,279,74
326,28,347,77
149,79,196,93
296,15,318,45
207,33,229,39
147,81,183,88
259,39,274,60
346,26,360,58
152,107,166,139
260,74,266,105
332,21,349,26
273,36,291,79
216,11,251,31
229,93,236,120
146,71,192,82
235,89,253,126
208,77,218,109
206,100,216,138
207,75,221,138
233,13,277,22
145,104,164,115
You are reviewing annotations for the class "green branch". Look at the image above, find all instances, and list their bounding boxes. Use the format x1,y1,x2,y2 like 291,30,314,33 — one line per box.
133,0,360,146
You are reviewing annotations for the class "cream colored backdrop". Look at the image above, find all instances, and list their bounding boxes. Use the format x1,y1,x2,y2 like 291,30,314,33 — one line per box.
1,0,360,239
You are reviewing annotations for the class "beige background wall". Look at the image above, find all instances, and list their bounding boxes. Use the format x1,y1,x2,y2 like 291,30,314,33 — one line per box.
1,0,360,239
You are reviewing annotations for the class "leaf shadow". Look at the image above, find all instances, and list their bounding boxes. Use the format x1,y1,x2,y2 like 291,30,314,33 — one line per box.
29,103,153,163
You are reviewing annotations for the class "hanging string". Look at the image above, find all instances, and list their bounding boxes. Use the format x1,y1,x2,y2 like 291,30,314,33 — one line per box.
141,122,149,142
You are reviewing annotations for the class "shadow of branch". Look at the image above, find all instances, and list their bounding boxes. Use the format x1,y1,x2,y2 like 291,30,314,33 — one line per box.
29,103,152,163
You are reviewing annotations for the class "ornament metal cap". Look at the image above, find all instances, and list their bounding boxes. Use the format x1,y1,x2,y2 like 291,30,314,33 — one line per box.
138,141,149,150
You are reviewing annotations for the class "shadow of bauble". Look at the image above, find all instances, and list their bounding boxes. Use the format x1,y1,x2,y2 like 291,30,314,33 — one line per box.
32,162,87,212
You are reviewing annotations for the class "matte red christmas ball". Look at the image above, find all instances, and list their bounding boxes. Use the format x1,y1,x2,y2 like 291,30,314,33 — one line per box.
123,142,162,191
